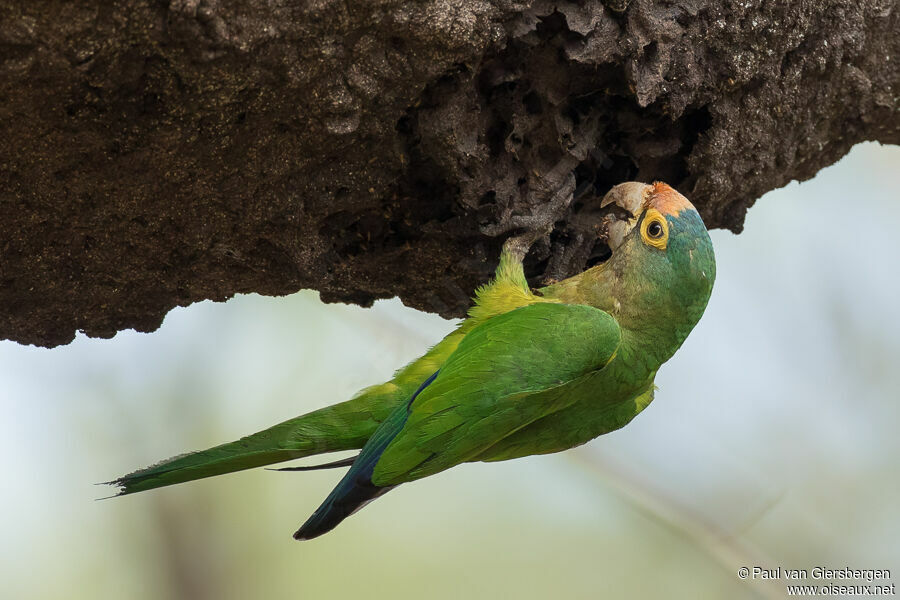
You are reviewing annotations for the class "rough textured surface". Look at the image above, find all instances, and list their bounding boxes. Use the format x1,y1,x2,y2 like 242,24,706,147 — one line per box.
1,0,897,347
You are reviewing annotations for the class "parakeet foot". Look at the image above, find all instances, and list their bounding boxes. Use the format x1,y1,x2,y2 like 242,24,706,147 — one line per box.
502,225,553,263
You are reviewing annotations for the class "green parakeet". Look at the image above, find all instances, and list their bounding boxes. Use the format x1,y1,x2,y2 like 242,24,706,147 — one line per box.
110,181,716,540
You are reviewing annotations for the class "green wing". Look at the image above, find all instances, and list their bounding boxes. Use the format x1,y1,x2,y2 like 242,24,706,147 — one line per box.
371,301,621,486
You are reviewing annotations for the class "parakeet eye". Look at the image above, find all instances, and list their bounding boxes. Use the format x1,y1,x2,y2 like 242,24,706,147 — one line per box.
640,208,669,250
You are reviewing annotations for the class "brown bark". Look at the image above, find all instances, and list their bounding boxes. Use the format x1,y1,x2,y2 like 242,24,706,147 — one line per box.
1,0,897,346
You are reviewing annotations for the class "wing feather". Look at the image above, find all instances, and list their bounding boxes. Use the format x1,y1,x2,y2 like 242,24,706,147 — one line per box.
372,302,620,485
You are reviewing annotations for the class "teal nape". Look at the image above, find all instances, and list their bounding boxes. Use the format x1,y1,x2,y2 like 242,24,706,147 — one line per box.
110,181,716,541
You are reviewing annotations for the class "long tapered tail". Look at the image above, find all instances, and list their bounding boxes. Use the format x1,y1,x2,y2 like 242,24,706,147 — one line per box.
108,310,471,498
109,396,396,496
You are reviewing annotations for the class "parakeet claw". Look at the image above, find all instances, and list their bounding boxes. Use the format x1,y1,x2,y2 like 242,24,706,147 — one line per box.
499,171,579,262
502,225,553,263
486,167,577,254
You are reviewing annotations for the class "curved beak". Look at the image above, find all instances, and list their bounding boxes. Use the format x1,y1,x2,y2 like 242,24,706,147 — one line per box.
600,182,652,250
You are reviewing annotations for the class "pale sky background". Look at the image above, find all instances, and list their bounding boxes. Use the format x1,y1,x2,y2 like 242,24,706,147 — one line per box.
1,142,898,599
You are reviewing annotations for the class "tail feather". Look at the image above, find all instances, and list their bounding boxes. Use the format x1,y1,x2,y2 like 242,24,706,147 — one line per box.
109,401,389,495
293,478,394,540
293,371,439,540
107,287,473,500
268,455,358,472
112,449,301,496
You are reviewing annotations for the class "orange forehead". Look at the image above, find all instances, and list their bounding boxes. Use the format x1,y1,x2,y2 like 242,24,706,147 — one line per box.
645,182,696,216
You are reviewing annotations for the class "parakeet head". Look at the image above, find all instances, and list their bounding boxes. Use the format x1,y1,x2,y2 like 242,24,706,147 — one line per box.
541,181,715,357
609,181,715,308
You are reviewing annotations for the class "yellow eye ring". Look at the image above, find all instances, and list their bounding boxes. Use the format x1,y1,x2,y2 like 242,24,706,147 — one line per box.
640,208,669,250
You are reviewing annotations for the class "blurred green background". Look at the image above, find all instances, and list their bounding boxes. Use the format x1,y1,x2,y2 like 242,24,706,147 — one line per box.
2,143,898,599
